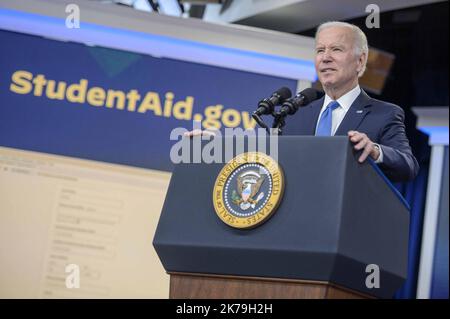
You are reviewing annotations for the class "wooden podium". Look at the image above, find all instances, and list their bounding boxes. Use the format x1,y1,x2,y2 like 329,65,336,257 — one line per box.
169,273,371,299
154,137,410,299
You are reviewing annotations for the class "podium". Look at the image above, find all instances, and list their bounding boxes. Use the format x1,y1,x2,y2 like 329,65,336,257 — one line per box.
153,137,410,299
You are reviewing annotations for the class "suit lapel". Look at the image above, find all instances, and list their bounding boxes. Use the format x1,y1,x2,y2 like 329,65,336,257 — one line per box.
306,97,325,135
335,90,372,136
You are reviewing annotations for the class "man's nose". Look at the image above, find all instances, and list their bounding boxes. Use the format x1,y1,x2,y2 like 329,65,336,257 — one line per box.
322,50,332,62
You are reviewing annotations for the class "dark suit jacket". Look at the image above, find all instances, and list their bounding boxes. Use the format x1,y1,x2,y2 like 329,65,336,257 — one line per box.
283,89,419,183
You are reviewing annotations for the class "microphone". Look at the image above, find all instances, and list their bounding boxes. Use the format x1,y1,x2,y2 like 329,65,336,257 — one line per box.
254,87,292,116
277,88,319,117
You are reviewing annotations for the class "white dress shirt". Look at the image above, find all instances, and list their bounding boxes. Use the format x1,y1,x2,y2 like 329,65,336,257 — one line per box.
315,85,383,163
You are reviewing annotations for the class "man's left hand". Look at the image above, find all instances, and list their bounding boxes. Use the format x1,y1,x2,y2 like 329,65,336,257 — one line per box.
348,130,380,163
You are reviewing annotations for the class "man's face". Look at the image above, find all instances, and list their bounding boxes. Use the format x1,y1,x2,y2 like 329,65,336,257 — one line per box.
315,26,364,91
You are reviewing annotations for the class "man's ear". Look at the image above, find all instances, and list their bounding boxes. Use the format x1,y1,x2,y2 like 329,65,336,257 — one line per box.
356,52,367,75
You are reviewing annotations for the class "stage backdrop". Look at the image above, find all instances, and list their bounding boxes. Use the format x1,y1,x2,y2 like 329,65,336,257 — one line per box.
0,30,298,171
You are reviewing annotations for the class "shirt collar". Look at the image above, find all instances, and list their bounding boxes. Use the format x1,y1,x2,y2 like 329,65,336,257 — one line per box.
323,85,361,112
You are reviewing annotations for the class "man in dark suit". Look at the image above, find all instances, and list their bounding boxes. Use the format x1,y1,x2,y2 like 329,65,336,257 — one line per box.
284,21,419,183
186,21,418,183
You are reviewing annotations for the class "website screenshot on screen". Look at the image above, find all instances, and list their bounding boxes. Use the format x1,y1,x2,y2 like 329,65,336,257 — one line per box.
0,146,171,298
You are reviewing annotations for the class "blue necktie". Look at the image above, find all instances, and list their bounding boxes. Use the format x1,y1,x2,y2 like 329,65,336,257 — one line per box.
315,101,340,136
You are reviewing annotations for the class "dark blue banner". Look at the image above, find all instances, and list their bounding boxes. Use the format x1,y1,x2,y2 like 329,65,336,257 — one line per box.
0,30,298,171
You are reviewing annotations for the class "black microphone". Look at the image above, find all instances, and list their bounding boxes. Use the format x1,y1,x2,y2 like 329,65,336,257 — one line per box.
254,87,292,116
278,88,319,117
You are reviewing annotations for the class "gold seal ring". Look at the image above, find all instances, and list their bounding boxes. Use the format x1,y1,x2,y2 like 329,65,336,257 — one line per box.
213,152,284,229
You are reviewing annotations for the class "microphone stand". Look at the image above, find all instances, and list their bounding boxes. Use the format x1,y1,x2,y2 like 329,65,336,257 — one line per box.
251,113,271,135
252,111,286,136
271,111,286,136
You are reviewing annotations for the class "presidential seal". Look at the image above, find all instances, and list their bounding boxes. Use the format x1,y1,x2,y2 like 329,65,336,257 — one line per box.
213,152,284,229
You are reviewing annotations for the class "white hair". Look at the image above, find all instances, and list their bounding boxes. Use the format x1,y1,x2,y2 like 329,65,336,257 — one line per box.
316,21,369,77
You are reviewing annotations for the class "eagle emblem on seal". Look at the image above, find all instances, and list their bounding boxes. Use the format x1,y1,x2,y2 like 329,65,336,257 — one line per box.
231,171,265,210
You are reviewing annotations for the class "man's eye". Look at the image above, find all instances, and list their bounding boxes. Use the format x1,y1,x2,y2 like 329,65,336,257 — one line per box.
333,48,342,51
316,49,324,53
